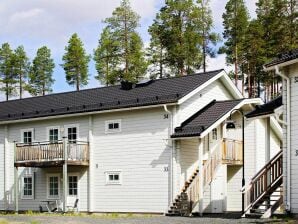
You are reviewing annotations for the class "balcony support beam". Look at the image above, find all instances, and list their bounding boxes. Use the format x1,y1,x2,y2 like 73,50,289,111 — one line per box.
63,137,68,213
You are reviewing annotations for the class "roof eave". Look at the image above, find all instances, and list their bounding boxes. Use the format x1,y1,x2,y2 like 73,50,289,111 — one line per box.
0,102,177,125
264,58,298,71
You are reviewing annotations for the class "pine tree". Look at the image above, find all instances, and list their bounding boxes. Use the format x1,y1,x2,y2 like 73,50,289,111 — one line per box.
94,27,120,86
196,0,220,72
13,46,30,99
28,46,55,96
219,0,249,87
157,0,203,76
242,19,266,98
104,0,147,83
62,33,90,90
147,13,168,79
0,43,17,101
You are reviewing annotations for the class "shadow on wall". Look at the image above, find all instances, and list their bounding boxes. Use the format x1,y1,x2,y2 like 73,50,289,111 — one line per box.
0,168,29,211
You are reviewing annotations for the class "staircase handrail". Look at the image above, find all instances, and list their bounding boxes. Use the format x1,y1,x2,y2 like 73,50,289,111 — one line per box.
242,150,283,213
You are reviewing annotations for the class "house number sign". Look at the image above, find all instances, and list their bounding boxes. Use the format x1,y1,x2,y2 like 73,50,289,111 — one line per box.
294,77,298,83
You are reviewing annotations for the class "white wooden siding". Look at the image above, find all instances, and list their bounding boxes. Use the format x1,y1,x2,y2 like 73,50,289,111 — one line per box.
0,129,4,210
288,64,298,213
179,139,199,190
255,119,266,171
227,166,242,211
177,79,233,126
92,108,170,213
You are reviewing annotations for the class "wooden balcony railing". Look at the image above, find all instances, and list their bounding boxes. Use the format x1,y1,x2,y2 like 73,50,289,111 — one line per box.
15,140,89,167
203,145,222,186
222,138,243,165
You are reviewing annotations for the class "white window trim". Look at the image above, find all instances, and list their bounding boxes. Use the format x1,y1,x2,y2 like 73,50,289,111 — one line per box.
47,126,61,142
46,174,60,199
68,173,80,197
21,174,34,200
20,128,35,143
105,119,122,134
64,124,80,141
105,171,122,185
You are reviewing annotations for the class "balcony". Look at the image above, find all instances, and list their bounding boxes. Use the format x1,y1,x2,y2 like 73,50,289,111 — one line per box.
221,138,243,165
14,140,89,167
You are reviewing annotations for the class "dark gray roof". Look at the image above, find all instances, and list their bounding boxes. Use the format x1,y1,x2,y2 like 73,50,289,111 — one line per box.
0,69,224,122
171,99,243,138
264,49,298,68
245,96,282,118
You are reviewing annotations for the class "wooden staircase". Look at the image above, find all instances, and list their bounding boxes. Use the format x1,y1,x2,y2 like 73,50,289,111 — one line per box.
167,168,199,216
243,151,283,218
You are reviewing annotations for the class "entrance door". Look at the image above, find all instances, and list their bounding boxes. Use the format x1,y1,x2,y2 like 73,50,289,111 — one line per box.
67,175,79,208
211,169,224,213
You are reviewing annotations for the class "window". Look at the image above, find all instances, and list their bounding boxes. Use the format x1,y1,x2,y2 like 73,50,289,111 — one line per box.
105,120,121,133
22,175,34,199
48,127,59,143
212,128,217,140
68,176,78,196
105,171,122,185
67,127,77,143
21,129,34,144
47,174,60,199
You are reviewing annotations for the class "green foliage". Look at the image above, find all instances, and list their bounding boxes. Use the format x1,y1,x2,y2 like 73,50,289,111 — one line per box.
0,43,17,101
28,46,55,96
13,46,30,99
147,13,168,79
62,33,90,90
94,27,120,86
148,0,219,76
219,0,249,84
158,0,203,76
102,0,147,83
196,0,221,72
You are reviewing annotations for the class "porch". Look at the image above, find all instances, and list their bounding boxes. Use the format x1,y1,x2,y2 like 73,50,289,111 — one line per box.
14,140,89,167
13,140,89,213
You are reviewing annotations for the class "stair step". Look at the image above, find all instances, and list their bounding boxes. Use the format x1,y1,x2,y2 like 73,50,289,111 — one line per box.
245,213,263,218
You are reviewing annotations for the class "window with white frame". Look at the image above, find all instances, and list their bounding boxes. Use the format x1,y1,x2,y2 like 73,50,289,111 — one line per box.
67,127,77,143
212,128,218,140
22,175,34,199
48,127,59,143
68,175,78,196
47,174,60,199
105,171,122,185
21,129,34,144
105,120,121,133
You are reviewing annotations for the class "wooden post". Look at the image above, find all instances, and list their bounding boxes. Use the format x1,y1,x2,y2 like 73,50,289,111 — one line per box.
88,115,94,212
14,141,18,213
63,137,68,212
198,139,204,216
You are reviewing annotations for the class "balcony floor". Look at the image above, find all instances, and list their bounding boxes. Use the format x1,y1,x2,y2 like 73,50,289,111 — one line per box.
14,160,89,168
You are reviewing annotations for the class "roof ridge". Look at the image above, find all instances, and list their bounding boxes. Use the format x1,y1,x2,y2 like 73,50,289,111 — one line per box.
0,69,224,105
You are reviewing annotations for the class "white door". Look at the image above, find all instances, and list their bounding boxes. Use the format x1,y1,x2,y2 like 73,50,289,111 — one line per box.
67,175,79,208
211,170,224,213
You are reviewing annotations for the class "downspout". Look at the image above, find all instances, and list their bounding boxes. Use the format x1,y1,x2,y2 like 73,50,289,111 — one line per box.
163,105,174,207
275,65,291,212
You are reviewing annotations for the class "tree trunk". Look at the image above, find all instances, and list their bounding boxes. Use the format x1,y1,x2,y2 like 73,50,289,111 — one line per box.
6,82,8,101
76,73,80,91
19,74,22,99
124,11,128,80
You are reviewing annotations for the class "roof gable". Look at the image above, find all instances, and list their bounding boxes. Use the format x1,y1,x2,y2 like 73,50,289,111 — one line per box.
172,99,243,138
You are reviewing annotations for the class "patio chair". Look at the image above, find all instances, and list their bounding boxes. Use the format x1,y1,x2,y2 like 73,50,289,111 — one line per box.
66,198,79,213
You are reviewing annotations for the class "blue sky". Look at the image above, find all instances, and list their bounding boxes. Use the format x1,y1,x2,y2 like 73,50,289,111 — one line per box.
0,0,257,94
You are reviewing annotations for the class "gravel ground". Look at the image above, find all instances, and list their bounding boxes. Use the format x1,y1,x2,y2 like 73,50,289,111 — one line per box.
0,214,296,224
